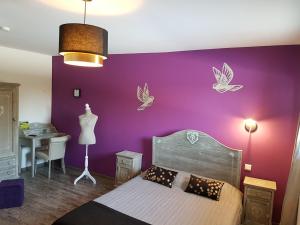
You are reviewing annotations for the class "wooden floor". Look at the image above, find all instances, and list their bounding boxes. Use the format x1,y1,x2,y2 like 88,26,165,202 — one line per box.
0,166,115,225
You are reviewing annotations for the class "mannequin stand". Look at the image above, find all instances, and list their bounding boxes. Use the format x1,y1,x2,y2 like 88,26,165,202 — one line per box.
74,145,96,185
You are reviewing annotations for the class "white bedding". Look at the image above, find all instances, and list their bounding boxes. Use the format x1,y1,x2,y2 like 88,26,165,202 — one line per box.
94,174,243,225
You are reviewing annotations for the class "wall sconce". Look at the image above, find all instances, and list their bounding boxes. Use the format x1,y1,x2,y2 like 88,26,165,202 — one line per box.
73,88,81,98
244,118,258,133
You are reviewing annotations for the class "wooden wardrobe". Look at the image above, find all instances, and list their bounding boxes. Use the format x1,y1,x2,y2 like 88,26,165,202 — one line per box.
0,82,20,180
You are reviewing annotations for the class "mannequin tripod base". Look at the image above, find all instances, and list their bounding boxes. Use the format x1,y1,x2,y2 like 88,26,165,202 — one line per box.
74,168,96,185
74,144,96,185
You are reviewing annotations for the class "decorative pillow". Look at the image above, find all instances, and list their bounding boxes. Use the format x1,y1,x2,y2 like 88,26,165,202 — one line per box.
173,171,191,190
143,165,178,188
185,175,224,201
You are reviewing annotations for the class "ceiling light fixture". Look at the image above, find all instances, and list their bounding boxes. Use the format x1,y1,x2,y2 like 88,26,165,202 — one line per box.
58,0,108,67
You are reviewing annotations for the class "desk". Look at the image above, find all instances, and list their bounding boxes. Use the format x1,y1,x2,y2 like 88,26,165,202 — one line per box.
19,133,63,177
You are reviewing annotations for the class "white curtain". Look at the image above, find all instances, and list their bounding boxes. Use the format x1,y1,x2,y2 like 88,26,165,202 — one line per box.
280,117,300,225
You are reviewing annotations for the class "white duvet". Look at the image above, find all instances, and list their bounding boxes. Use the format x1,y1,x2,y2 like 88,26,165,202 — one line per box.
94,173,243,225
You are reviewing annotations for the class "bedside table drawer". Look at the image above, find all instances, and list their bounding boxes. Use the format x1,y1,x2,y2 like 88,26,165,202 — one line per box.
0,167,16,180
247,187,272,200
117,157,132,168
0,156,16,168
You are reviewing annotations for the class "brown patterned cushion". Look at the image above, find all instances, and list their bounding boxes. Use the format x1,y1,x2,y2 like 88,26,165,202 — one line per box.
143,165,178,188
185,175,224,201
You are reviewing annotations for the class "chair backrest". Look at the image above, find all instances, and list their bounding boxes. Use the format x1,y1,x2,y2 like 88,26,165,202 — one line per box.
48,135,70,160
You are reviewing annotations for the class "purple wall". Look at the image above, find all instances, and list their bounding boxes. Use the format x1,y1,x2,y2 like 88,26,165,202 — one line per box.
52,45,300,223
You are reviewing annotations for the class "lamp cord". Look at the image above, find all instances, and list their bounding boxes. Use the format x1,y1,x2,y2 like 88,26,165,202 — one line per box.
83,0,87,24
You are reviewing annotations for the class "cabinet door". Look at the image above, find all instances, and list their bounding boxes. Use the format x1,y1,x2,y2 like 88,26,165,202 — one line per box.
117,166,131,183
245,197,271,225
0,90,13,157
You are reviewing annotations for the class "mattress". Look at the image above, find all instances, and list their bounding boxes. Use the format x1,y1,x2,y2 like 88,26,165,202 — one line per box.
94,174,243,225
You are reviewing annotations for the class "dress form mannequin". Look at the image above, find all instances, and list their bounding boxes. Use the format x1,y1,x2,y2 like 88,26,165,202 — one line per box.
74,104,98,185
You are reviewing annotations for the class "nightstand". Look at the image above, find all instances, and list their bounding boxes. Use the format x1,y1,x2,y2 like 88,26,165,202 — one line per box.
243,176,277,225
115,150,142,185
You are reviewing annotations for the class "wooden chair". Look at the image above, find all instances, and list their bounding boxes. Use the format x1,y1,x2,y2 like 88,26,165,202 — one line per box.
35,135,70,179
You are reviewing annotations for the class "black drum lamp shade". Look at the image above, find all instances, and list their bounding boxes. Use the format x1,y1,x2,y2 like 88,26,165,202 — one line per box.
59,23,108,67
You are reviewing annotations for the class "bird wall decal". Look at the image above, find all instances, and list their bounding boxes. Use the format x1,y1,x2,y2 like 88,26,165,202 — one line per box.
212,63,243,93
137,83,154,111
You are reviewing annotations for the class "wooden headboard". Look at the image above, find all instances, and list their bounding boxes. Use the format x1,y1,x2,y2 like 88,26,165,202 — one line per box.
152,130,242,188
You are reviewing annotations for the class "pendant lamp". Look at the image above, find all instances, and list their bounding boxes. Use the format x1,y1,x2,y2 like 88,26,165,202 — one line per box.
59,0,108,67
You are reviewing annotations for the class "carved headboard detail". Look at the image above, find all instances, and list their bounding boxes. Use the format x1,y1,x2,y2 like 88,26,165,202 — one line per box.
152,130,242,188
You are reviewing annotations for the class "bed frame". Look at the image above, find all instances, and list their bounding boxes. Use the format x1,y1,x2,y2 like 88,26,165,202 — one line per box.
152,130,242,188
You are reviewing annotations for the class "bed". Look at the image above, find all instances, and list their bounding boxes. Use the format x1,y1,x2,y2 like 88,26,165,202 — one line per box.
53,130,243,225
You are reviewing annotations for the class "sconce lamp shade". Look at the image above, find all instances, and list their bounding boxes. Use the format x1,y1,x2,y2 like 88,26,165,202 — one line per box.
245,118,258,133
59,23,108,67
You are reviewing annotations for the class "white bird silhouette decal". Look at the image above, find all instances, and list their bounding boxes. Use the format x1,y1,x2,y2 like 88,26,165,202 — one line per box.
212,63,243,93
137,83,154,111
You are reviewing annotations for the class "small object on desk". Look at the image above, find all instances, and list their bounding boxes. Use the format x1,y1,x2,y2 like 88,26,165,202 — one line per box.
19,121,29,130
115,150,142,185
243,176,276,225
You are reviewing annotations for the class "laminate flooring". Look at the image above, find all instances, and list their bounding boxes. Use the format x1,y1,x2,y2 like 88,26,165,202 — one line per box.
0,166,115,225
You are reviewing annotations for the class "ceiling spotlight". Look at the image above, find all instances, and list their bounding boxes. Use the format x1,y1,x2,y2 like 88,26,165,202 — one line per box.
0,26,10,32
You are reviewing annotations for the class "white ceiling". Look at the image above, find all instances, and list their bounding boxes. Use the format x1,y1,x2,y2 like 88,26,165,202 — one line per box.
0,0,300,56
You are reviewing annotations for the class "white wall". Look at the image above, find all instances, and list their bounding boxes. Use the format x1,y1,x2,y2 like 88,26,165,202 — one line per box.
0,46,52,168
